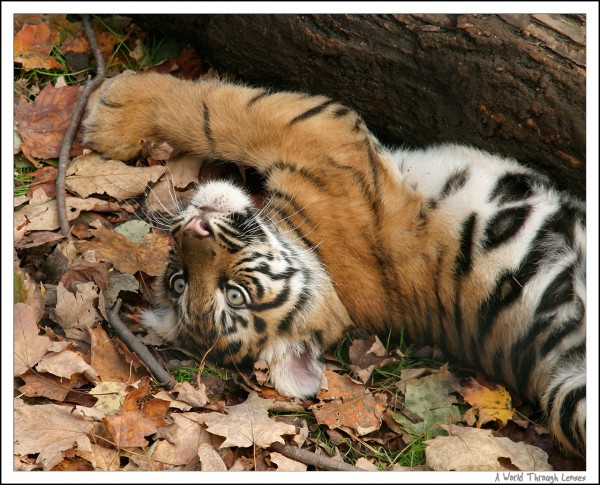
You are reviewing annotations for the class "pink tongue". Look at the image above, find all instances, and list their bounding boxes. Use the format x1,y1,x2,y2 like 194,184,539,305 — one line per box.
183,217,210,236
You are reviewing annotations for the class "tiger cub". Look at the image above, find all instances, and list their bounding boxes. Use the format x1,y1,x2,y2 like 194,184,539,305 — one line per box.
84,72,586,457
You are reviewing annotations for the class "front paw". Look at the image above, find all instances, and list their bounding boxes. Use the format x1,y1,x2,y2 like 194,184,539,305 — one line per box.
84,72,156,160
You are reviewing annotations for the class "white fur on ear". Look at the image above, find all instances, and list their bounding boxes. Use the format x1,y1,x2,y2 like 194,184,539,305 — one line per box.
261,339,324,400
140,307,180,342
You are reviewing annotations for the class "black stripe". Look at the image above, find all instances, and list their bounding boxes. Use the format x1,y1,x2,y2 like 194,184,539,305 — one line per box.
326,157,379,218
455,213,477,277
540,317,582,357
537,264,575,314
246,90,268,109
440,168,470,198
215,233,244,253
234,314,248,329
249,284,292,312
203,102,215,147
243,274,265,299
288,100,333,126
559,385,586,452
511,314,552,390
489,172,542,205
253,316,266,333
482,205,531,251
278,289,310,333
476,270,524,346
267,161,329,192
432,251,449,354
332,106,350,118
227,339,243,355
241,262,298,281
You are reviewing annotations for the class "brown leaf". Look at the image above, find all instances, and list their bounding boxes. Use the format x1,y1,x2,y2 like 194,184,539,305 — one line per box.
76,226,171,276
348,335,397,383
26,165,57,201
75,444,121,471
14,22,62,70
424,426,553,471
14,302,51,376
90,325,148,383
151,413,213,465
18,370,76,401
35,350,94,379
52,282,100,340
141,139,174,160
103,377,170,448
172,381,209,408
14,83,84,159
89,381,128,415
65,154,166,200
197,443,228,471
269,452,308,471
202,392,296,448
311,370,386,436
14,196,120,242
14,398,94,470
60,259,110,293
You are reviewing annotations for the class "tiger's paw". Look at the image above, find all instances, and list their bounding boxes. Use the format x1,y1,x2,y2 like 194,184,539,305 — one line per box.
84,71,163,161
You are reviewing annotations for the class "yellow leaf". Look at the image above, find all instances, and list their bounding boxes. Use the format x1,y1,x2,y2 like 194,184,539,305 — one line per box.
457,377,514,427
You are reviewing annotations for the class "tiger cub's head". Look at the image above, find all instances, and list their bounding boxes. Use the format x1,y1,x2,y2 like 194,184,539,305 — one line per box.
142,180,352,399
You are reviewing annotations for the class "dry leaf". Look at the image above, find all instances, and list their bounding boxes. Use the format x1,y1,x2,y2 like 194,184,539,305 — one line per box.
425,426,553,471
14,22,62,70
141,139,174,160
52,282,100,341
103,377,170,448
355,457,379,470
103,271,140,308
202,392,296,448
172,381,208,408
311,370,386,436
198,443,228,471
90,325,148,383
392,365,463,438
89,381,128,415
455,377,514,427
14,196,120,242
36,350,94,379
269,452,307,471
14,302,51,376
152,413,212,465
18,370,76,401
76,226,171,276
14,398,93,470
15,83,84,158
348,335,397,383
75,444,121,471
65,154,166,200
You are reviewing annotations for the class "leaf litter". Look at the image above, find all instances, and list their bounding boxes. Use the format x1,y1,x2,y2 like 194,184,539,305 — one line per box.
11,13,586,473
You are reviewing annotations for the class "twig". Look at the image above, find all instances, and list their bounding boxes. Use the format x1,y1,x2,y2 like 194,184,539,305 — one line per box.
57,14,106,236
106,299,177,390
269,442,364,472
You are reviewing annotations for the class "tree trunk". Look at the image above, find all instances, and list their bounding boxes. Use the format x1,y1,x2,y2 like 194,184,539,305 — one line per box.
135,14,586,198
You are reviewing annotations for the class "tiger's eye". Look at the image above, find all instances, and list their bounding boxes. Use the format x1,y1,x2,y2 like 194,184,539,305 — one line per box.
172,277,186,294
225,286,246,307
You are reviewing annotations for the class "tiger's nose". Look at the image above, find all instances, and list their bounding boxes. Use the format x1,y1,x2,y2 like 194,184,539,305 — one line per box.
183,216,212,237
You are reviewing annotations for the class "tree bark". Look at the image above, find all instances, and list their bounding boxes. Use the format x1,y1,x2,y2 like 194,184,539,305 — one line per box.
135,14,586,198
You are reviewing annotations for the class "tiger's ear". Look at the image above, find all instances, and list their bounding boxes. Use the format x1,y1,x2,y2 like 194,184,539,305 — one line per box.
263,341,324,400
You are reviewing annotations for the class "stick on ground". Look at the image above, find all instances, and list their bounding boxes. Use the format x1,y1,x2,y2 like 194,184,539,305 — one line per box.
57,14,106,236
106,299,177,390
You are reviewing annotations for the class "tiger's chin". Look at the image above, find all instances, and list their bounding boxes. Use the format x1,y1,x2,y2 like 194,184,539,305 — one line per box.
261,339,325,400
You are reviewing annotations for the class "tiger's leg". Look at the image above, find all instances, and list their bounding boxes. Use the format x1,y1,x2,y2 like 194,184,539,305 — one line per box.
84,72,371,175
